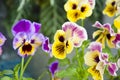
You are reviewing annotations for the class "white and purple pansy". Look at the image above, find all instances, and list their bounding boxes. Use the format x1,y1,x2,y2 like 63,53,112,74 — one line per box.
12,19,44,57
62,22,88,47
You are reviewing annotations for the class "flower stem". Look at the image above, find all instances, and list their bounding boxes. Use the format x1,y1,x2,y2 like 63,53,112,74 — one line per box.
37,71,48,80
20,57,24,80
22,56,33,75
81,19,84,27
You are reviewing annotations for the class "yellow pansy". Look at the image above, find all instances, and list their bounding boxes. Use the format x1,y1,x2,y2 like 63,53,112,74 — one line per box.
114,16,120,30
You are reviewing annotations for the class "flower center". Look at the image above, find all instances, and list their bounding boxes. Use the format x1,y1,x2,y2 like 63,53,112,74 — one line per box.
22,44,32,52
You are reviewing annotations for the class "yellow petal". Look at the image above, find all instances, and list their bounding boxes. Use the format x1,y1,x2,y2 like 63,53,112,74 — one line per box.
114,16,120,30
67,10,81,22
52,41,66,59
88,66,102,80
106,35,115,48
66,40,73,54
96,34,105,48
93,30,102,39
54,30,65,42
84,50,100,66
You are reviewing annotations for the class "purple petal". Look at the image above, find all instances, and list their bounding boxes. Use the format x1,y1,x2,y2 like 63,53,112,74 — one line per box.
92,21,103,28
49,61,59,77
103,23,114,35
42,37,51,53
12,19,35,36
0,32,6,46
108,63,118,76
33,22,41,33
13,32,27,49
99,53,109,65
88,42,102,52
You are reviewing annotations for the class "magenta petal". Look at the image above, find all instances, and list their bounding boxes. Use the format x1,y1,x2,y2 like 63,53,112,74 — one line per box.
49,61,59,77
99,53,109,65
88,42,102,52
13,32,27,49
12,19,35,36
42,37,51,53
0,32,6,46
108,63,118,76
33,22,41,33
103,23,114,35
92,21,103,28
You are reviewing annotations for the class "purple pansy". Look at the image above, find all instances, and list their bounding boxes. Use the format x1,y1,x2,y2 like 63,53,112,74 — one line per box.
62,22,88,47
113,34,120,48
108,62,118,76
0,32,6,55
49,61,59,77
12,19,44,57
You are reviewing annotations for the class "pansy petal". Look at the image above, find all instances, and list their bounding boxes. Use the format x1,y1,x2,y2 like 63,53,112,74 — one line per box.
18,43,36,57
88,42,102,52
52,41,66,59
96,34,105,48
13,32,27,50
84,50,100,66
42,37,51,53
54,30,65,42
12,19,35,36
103,23,114,35
93,30,102,39
49,61,59,77
113,34,120,48
66,40,73,54
33,22,41,33
108,63,118,76
0,32,6,46
62,22,76,39
106,36,115,48
92,21,103,28
99,53,109,65
72,25,88,47
30,33,44,47
88,0,95,9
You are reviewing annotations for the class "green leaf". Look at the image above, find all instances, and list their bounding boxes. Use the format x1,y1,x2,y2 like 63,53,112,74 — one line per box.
56,66,77,78
1,76,12,80
2,70,13,75
13,64,20,80
59,58,70,66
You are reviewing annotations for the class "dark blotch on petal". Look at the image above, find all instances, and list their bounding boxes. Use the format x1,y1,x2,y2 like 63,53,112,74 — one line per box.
72,4,77,9
94,56,100,63
22,44,32,52
111,1,116,6
56,44,65,54
59,36,65,42
81,7,85,12
107,34,111,40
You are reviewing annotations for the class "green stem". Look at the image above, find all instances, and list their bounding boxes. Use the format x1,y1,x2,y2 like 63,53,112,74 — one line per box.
81,19,84,27
22,56,33,75
20,57,24,80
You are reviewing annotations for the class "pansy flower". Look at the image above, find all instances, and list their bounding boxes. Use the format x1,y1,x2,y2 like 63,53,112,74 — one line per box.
114,16,120,32
12,19,44,57
49,61,59,78
103,0,119,17
84,42,108,80
52,22,87,59
0,32,6,55
92,21,115,48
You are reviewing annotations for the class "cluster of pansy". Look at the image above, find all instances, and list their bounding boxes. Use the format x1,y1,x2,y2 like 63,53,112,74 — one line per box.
11,19,47,57
52,22,88,59
64,0,95,22
84,42,118,80
0,32,6,55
